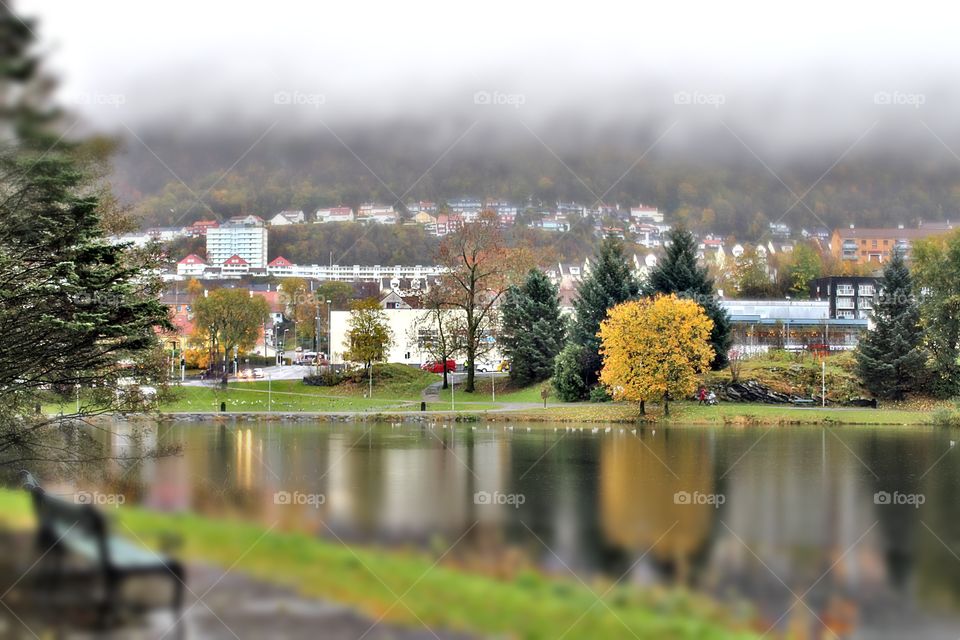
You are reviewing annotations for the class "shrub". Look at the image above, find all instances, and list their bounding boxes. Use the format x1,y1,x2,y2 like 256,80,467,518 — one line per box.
931,408,960,428
589,385,612,403
553,343,589,402
303,372,345,387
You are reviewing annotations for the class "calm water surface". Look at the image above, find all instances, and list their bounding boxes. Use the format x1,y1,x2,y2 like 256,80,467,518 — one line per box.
83,420,960,638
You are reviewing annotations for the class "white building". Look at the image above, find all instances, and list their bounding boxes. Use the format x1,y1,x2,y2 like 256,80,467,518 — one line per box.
176,254,207,277
357,204,398,224
269,210,305,226
630,206,663,223
265,260,443,283
315,207,355,223
206,216,268,269
329,304,503,367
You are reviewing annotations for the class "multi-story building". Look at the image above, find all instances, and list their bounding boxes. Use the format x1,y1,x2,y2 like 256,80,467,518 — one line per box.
809,276,880,320
830,225,949,265
206,215,268,269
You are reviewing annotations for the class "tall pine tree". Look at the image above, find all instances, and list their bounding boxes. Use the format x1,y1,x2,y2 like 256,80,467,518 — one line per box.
562,236,640,396
855,250,927,400
0,5,170,468
646,227,731,369
500,269,566,386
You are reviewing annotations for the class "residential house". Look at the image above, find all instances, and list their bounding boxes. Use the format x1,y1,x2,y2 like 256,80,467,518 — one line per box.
630,205,663,223
176,254,207,277
185,220,219,237
269,210,305,226
221,254,251,277
315,207,355,224
357,204,398,224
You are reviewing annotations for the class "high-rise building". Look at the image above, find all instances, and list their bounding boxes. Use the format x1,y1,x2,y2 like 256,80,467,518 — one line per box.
206,215,268,268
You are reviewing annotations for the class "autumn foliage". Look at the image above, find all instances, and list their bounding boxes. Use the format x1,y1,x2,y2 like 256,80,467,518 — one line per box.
598,295,714,414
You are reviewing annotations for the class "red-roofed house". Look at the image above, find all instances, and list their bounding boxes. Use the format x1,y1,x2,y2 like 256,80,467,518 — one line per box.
177,254,207,277
185,219,219,237
267,256,295,276
221,254,250,277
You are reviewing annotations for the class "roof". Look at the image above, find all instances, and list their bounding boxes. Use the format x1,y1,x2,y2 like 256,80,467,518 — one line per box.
178,254,206,265
268,256,293,267
222,255,250,266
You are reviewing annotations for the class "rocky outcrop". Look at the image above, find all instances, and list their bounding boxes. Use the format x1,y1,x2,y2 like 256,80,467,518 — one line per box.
720,380,811,404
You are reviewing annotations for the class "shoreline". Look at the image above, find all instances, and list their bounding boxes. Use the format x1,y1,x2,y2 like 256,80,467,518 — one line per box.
89,402,939,427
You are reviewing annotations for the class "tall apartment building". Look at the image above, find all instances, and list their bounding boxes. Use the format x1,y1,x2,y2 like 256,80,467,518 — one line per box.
206,215,268,268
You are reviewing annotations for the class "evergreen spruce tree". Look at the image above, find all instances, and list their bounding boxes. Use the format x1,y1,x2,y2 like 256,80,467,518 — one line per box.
562,236,640,396
855,250,927,400
500,269,566,386
0,5,170,467
646,227,732,369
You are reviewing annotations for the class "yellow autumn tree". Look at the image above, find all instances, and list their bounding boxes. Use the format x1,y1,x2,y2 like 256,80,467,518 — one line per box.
598,294,714,415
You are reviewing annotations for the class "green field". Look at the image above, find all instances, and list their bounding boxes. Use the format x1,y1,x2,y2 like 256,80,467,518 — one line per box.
0,489,756,640
437,376,550,404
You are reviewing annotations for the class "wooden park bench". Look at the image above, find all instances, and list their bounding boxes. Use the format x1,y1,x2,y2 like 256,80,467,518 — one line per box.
20,471,185,626
791,398,815,406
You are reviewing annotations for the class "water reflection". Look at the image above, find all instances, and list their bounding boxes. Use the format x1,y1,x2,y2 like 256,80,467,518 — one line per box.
78,421,960,637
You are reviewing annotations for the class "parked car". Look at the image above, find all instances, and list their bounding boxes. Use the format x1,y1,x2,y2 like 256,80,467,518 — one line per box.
474,360,497,372
239,369,253,379
420,360,456,373
253,368,264,378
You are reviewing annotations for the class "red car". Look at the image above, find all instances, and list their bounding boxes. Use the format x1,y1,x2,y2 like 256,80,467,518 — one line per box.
420,360,456,373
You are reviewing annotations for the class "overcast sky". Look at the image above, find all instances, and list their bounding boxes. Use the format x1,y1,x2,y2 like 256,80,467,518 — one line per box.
18,0,960,154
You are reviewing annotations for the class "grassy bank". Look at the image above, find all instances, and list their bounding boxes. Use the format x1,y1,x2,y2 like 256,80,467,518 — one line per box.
0,489,754,639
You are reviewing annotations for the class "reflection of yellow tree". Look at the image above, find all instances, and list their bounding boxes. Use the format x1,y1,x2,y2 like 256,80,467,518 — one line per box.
600,433,715,583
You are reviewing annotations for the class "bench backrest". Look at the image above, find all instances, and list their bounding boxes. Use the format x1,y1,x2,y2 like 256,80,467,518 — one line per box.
21,471,111,569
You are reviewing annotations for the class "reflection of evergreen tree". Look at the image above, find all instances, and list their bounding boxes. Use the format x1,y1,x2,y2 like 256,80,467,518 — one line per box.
914,437,960,608
508,434,614,574
867,435,922,590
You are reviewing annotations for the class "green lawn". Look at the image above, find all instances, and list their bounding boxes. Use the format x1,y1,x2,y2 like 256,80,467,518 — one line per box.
160,383,407,413
0,489,755,639
438,377,551,404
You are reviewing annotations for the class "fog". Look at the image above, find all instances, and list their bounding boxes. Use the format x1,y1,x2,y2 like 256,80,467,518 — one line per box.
18,0,959,153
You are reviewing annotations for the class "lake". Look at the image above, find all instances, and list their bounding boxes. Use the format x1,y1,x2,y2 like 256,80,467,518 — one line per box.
81,419,960,638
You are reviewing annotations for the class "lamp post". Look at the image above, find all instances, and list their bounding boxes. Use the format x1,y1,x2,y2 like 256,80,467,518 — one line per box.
327,300,333,364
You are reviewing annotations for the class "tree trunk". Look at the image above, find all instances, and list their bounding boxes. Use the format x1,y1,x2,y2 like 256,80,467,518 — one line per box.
465,340,476,392
442,367,448,390
639,399,645,415
663,392,669,416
